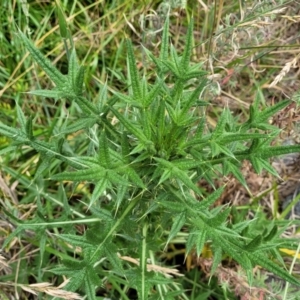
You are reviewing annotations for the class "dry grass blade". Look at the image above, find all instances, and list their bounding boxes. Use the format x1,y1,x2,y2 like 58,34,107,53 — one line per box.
0,254,11,273
119,255,184,277
7,281,84,300
270,53,300,87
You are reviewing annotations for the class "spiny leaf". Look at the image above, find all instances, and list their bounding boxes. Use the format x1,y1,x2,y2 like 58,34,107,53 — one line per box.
126,167,145,189
98,130,111,167
264,225,278,242
18,30,66,87
159,17,169,69
166,212,186,245
219,132,271,144
126,39,142,100
179,79,207,118
144,80,162,108
212,108,229,138
121,131,130,163
110,106,148,143
76,96,98,115
162,59,180,78
250,252,300,287
16,102,26,131
68,48,79,88
195,187,224,210
89,178,109,209
64,268,87,292
115,180,128,212
56,1,69,39
107,171,129,186
84,272,97,300
156,99,166,146
52,167,106,181
104,244,124,274
25,115,34,140
186,228,207,258
261,144,300,158
211,246,222,275
112,90,143,108
246,235,263,252
57,234,93,249
141,109,152,139
27,89,63,98
60,117,98,135
180,18,193,71
255,99,291,124
74,66,85,97
224,160,248,189
207,207,230,227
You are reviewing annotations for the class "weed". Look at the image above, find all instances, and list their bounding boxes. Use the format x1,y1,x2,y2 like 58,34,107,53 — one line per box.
1,1,300,299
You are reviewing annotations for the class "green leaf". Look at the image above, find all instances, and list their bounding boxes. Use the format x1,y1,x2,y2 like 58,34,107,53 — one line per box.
180,18,193,71
157,169,172,185
159,17,169,69
261,145,300,159
255,99,291,124
67,49,84,97
250,252,300,287
110,106,148,143
115,180,128,211
52,167,106,181
219,132,270,144
104,243,124,274
264,225,278,242
84,272,97,300
27,89,64,98
68,48,79,86
112,90,143,108
186,228,207,258
141,108,152,139
60,117,98,134
126,39,142,101
179,79,207,118
207,207,230,227
88,206,113,222
126,167,145,189
194,116,206,140
121,131,130,163
195,187,224,210
166,212,186,245
211,246,222,275
57,234,93,249
223,160,248,189
246,235,263,252
161,60,180,78
212,108,229,138
159,200,188,213
76,96,98,115
16,102,26,131
74,65,85,96
25,115,33,140
89,177,109,208
107,171,129,186
64,268,86,291
18,29,66,87
56,1,69,39
156,99,166,146
155,157,201,194
98,130,111,167
195,230,207,258
144,81,162,108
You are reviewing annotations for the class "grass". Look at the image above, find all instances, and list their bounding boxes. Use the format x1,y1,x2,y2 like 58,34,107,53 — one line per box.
1,0,300,299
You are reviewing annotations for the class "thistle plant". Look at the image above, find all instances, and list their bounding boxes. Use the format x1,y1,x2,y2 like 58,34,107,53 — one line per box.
1,13,300,299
